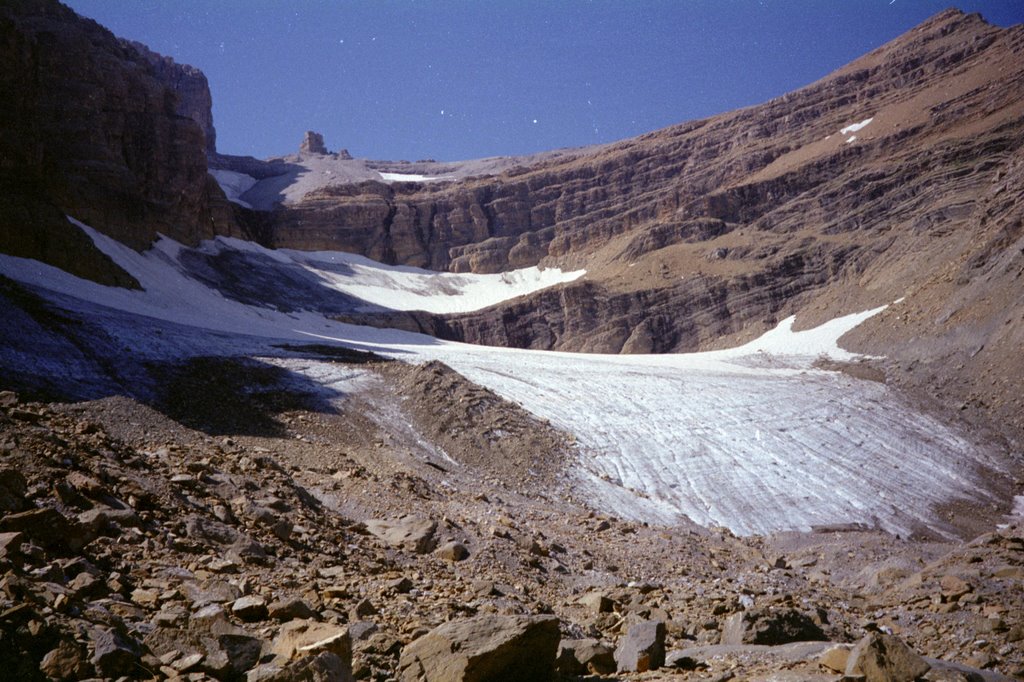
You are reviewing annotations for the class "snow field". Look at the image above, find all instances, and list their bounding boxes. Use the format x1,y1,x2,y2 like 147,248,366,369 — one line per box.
0,221,1008,537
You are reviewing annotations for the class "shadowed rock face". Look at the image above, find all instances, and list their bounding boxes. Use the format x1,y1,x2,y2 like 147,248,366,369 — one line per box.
0,0,236,282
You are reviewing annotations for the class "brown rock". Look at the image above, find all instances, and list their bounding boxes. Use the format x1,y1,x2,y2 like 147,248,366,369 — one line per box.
40,639,90,680
435,540,469,562
397,614,560,682
845,633,930,682
556,638,616,675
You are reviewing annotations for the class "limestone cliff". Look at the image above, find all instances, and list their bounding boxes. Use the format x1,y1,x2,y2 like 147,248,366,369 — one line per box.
0,0,235,285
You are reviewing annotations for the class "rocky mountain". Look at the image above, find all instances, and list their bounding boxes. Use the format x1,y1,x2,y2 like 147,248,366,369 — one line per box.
250,9,1024,445
2,3,1024,680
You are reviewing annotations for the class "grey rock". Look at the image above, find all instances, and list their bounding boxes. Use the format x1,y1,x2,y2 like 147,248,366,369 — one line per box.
365,516,437,554
556,638,616,675
615,619,666,673
89,627,139,678
269,597,319,622
720,607,826,646
232,595,269,622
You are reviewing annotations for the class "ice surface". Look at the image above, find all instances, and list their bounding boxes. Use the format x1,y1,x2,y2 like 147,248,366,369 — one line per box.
840,117,873,135
379,172,450,182
209,169,257,208
0,220,1010,537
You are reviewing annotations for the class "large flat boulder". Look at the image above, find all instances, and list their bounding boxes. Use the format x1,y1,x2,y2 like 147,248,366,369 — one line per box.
397,614,560,682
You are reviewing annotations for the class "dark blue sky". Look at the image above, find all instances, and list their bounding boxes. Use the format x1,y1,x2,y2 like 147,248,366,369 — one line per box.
65,1,1024,162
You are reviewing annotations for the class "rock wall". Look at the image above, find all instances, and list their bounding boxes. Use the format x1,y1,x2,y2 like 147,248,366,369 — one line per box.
0,0,234,285
127,40,217,154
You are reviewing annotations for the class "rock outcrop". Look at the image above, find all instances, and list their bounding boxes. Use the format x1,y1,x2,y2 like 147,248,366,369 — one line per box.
300,131,329,155
0,0,236,284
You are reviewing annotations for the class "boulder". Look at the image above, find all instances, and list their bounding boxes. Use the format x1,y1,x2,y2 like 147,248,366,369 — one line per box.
397,614,560,682
0,469,27,512
845,633,930,682
233,595,269,622
614,619,666,673
272,620,352,664
720,607,826,645
247,651,353,682
365,516,437,554
269,598,319,622
556,638,616,675
89,627,140,678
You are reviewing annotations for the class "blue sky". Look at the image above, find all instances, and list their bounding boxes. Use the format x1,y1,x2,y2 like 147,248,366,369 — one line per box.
65,1,1024,162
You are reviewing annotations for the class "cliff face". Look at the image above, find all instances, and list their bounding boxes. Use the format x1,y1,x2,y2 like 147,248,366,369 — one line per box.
128,40,217,154
0,0,235,284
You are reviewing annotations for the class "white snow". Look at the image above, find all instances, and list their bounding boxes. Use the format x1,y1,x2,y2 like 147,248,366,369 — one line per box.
209,169,257,208
846,136,858,144
840,117,873,135
281,247,586,313
379,172,450,183
0,219,1011,538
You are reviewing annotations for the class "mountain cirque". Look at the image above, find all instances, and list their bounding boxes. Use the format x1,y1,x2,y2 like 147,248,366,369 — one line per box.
226,8,1024,447
2,1,1024,681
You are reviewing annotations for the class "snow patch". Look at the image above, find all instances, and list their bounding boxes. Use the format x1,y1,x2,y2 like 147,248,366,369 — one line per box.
379,172,451,183
209,169,257,208
846,136,857,144
284,249,585,314
840,117,873,135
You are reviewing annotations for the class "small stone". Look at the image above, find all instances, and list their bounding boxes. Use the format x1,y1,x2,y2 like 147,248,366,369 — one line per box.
268,597,318,621
435,540,469,562
353,598,377,618
578,591,614,615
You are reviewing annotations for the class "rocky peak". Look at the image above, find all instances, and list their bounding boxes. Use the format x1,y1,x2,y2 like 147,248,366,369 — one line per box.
126,40,217,154
300,131,328,155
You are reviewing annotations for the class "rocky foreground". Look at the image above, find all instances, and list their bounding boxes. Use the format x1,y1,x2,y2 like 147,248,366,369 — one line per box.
1,355,1022,682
